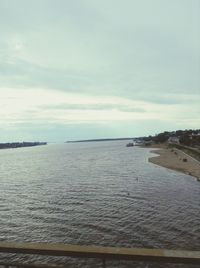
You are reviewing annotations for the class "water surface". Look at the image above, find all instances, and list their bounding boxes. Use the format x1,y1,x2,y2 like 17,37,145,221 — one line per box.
0,141,199,267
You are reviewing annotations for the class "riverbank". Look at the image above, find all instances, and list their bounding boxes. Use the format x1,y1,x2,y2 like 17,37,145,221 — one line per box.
149,147,200,181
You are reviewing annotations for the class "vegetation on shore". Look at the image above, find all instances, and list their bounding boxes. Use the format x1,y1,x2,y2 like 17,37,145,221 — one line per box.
168,143,200,162
143,129,200,146
143,129,200,162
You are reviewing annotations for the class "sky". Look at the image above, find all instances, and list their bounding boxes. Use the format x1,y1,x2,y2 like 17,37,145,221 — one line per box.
0,0,199,142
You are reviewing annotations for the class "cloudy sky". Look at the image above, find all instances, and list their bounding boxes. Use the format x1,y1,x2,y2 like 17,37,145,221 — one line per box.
0,0,199,142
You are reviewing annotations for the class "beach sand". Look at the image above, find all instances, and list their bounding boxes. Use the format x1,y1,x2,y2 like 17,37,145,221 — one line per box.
149,147,200,181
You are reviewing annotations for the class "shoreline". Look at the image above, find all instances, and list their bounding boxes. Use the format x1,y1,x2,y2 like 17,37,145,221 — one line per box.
149,147,200,181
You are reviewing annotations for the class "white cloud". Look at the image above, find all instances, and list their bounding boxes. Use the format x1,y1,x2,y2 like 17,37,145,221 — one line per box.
0,88,150,124
0,87,199,129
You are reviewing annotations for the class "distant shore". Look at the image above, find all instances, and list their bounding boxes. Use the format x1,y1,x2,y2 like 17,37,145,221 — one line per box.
0,142,47,150
67,138,134,143
149,146,200,181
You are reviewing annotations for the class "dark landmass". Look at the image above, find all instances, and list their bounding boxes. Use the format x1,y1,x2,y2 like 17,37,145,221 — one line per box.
143,128,200,147
0,142,47,149
67,138,133,143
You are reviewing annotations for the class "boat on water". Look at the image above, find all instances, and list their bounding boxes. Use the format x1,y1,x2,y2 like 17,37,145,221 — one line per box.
126,138,146,147
126,142,134,147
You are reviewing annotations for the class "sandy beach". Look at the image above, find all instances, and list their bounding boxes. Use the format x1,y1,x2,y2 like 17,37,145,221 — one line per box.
149,147,200,181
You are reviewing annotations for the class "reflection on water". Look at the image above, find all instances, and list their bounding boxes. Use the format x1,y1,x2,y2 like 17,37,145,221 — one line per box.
0,141,199,267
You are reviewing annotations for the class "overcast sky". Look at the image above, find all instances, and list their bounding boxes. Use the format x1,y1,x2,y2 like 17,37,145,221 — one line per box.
0,0,199,142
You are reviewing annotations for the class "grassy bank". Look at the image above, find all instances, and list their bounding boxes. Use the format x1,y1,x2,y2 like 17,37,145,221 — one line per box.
168,143,200,162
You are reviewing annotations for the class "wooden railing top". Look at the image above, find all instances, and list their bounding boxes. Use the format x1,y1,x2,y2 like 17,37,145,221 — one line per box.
0,242,200,264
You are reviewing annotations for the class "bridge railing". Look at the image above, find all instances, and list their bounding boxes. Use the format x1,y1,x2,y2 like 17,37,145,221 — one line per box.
0,242,200,268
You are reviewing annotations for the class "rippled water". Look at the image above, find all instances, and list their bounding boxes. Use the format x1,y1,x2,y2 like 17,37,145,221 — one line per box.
0,141,199,267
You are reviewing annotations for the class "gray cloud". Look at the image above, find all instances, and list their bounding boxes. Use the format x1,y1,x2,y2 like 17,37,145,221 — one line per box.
0,0,199,140
0,0,199,96
40,103,146,113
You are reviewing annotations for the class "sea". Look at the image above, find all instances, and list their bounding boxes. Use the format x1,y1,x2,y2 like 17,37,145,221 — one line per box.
0,141,199,268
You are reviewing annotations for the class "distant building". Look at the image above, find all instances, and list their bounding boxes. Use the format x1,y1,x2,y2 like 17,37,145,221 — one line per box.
168,136,180,144
190,133,200,137
144,140,154,146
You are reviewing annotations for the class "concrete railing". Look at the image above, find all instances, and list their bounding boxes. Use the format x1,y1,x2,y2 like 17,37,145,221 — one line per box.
0,242,200,267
